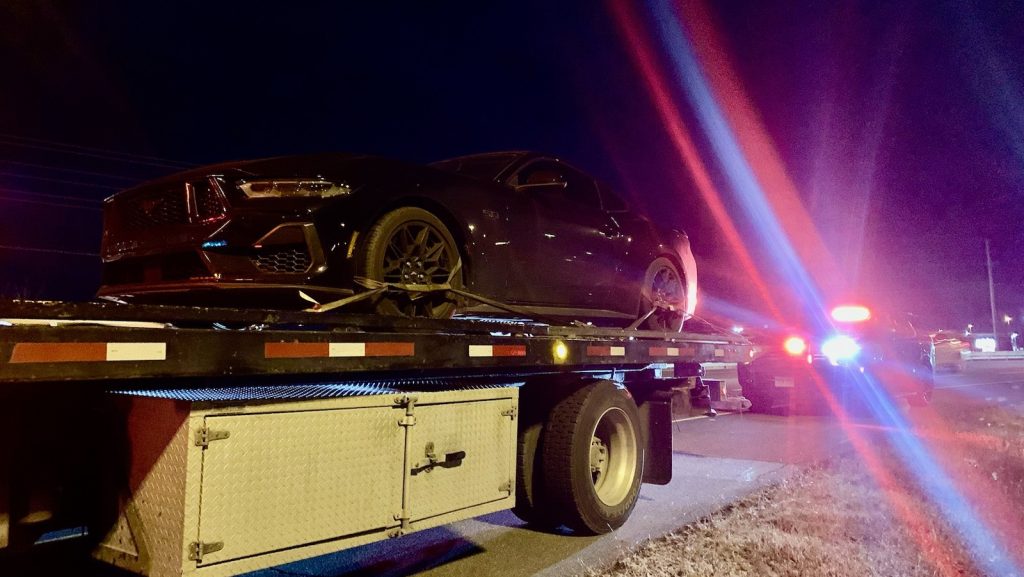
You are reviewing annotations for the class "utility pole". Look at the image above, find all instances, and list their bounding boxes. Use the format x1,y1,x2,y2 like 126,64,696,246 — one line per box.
986,239,998,347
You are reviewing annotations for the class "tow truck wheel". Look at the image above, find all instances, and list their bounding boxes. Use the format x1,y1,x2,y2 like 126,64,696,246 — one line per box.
640,257,686,332
359,207,462,319
511,421,559,527
541,380,643,534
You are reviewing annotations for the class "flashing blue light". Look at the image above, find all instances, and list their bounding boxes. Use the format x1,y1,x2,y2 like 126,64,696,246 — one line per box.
202,240,228,249
821,335,860,363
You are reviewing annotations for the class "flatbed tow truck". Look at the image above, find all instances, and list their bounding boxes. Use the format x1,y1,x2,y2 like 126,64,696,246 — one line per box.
0,299,750,577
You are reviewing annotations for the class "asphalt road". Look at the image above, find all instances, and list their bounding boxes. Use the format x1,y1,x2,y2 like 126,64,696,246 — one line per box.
23,360,1024,577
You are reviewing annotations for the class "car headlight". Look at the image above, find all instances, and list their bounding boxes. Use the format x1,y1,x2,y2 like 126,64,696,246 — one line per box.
238,179,351,199
821,335,860,364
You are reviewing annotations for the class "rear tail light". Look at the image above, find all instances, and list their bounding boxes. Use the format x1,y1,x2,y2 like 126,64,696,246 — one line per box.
783,336,808,356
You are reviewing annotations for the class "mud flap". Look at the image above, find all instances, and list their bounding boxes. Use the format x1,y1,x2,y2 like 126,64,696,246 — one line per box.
638,390,674,485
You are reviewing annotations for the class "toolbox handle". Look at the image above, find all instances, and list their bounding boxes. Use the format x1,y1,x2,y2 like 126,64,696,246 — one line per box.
412,442,466,474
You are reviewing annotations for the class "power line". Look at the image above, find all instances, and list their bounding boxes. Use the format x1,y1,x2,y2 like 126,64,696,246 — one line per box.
0,133,195,168
0,194,103,211
0,170,122,190
0,244,98,257
0,140,193,170
0,187,102,205
0,159,140,182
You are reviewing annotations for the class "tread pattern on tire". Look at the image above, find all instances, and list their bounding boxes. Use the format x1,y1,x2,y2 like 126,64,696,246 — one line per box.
540,380,643,534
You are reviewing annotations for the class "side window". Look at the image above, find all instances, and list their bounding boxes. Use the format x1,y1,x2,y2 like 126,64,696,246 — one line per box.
597,181,628,212
513,161,599,207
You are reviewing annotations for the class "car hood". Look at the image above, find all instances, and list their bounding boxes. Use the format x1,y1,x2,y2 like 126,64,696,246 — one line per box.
105,153,427,202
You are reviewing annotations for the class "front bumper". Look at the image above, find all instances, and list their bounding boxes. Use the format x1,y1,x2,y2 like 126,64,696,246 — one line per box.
99,212,348,302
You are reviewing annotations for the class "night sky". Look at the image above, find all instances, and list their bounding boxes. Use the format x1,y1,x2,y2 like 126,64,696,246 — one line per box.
1,1,1021,332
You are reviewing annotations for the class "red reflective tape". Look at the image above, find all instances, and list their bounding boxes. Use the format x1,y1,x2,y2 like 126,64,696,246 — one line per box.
365,342,415,357
649,347,669,356
10,342,107,363
265,342,329,358
491,345,527,357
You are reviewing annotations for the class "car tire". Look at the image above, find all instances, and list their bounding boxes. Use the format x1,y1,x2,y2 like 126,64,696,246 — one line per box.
541,380,643,534
640,257,686,332
358,206,462,319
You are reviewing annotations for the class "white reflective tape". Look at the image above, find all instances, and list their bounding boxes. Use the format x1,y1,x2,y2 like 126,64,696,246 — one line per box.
714,349,725,357
667,347,679,356
106,342,166,361
329,342,366,357
469,345,493,357
610,346,626,356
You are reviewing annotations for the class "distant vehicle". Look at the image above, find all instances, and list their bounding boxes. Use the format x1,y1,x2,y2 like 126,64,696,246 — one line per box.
738,305,934,413
930,330,968,372
98,152,697,330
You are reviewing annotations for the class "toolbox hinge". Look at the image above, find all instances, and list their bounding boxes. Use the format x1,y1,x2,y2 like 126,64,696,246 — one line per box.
499,479,513,494
501,406,518,419
395,395,418,427
188,540,224,563
194,428,230,448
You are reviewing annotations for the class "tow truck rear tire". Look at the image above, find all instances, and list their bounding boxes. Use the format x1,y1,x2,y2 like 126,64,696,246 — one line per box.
511,421,559,527
541,380,643,534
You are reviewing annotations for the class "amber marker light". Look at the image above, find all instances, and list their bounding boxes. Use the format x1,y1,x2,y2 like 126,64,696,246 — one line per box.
553,341,569,363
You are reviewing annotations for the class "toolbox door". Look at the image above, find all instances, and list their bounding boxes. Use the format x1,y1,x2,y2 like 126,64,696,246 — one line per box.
406,398,516,524
194,407,404,566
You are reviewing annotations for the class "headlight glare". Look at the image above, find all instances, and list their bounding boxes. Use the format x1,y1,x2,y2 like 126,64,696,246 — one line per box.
821,335,860,364
239,179,351,199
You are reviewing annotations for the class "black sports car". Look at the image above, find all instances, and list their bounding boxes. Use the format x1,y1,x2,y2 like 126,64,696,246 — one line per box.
98,151,697,330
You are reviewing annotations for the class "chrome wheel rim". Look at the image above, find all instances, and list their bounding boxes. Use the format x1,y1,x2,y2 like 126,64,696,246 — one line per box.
589,406,638,506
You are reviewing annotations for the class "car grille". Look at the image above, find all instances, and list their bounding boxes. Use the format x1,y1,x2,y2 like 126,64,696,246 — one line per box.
102,252,211,285
124,185,189,230
119,180,226,230
251,245,312,274
193,180,227,221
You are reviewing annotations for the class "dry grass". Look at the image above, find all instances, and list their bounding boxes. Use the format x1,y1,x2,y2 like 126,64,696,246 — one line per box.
599,392,1024,577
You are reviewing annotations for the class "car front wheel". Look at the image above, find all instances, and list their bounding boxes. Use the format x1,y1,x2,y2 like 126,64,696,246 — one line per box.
358,206,462,318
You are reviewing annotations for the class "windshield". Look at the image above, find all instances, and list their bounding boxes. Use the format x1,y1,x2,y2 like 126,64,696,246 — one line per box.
432,153,522,182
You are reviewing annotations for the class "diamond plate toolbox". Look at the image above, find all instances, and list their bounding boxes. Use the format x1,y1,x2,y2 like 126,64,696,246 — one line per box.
94,386,518,577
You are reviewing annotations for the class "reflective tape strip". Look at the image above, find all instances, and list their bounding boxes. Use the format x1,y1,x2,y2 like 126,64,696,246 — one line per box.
265,342,415,359
649,347,681,357
714,349,725,357
468,344,526,357
106,342,166,361
586,345,626,357
9,342,166,363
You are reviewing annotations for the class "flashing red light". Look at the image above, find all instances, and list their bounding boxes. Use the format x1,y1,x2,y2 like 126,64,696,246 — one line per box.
783,336,807,356
831,305,871,323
